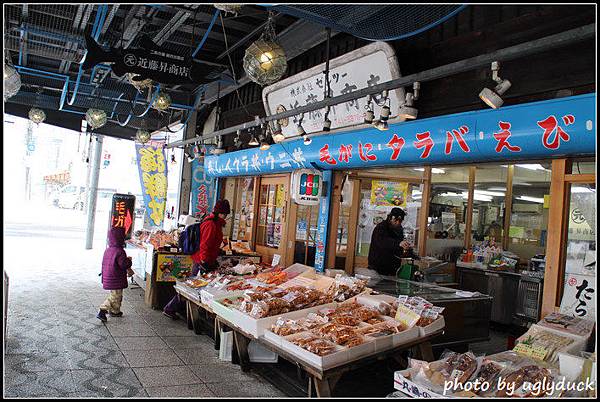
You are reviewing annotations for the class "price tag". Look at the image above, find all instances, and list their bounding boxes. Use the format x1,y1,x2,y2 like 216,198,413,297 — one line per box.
513,343,548,361
395,304,421,328
272,254,281,267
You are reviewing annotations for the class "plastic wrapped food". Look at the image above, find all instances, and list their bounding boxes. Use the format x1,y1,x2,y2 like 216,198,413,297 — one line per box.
326,275,368,301
365,316,386,325
495,365,554,397
515,326,575,363
271,318,304,336
291,333,320,348
353,306,380,322
303,339,337,356
244,291,269,302
423,352,479,387
333,315,361,327
344,336,365,348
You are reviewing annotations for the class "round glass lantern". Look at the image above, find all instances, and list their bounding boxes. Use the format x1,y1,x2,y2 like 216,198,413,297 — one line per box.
214,4,242,14
136,129,151,144
243,39,287,86
85,108,107,129
28,107,46,124
4,63,22,101
152,91,171,111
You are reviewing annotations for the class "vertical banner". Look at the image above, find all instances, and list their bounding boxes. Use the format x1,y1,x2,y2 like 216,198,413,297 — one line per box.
314,171,332,272
190,158,216,217
109,193,136,239
135,142,168,229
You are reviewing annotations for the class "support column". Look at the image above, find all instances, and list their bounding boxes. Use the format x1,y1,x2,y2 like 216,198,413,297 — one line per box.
85,134,103,250
177,111,198,216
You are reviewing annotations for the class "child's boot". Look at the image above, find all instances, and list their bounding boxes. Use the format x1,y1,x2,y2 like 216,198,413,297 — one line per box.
109,311,123,317
97,309,108,322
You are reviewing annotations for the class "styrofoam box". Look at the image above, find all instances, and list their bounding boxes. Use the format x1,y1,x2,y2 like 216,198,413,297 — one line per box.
418,315,445,337
248,340,279,363
211,298,339,338
524,323,589,364
280,332,349,369
355,294,446,338
393,370,447,398
219,329,233,362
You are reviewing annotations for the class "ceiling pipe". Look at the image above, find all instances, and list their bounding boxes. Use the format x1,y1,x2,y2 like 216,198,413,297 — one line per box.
166,23,595,149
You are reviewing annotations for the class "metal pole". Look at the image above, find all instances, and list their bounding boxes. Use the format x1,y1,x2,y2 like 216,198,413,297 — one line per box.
177,112,197,216
85,134,103,249
165,23,594,148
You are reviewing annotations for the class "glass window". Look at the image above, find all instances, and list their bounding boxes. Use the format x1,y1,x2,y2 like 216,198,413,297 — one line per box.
560,183,596,316
427,166,470,259
222,178,238,238
294,204,319,266
472,165,508,245
569,159,596,174
334,177,353,269
355,177,421,266
508,162,552,265
256,183,285,248
231,178,255,242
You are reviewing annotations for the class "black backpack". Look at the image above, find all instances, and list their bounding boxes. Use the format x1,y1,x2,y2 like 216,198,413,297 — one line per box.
179,215,209,254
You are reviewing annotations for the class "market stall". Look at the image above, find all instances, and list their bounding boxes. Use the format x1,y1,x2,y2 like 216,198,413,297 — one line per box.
392,312,596,398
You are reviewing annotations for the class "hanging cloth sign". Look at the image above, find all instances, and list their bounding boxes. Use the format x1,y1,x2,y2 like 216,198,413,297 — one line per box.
83,34,222,85
190,158,216,218
135,142,168,229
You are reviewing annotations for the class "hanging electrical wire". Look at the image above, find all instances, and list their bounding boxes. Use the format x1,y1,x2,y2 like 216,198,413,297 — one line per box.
219,12,252,119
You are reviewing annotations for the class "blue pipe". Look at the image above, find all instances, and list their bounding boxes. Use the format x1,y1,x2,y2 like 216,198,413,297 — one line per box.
59,78,70,110
15,65,69,79
65,4,108,106
109,93,125,119
93,5,109,40
192,10,220,58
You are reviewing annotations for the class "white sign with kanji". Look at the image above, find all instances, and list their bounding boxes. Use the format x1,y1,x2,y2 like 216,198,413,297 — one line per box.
263,41,404,137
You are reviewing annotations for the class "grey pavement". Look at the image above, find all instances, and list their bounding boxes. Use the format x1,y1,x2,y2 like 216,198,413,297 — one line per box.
3,204,286,398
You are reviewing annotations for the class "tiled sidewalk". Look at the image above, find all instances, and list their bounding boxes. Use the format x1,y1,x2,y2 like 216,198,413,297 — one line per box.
3,235,285,398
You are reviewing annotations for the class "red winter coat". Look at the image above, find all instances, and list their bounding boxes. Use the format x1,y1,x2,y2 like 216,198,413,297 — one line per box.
191,214,226,265
101,227,132,290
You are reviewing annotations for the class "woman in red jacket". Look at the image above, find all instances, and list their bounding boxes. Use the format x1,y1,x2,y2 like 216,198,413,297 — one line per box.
163,199,230,319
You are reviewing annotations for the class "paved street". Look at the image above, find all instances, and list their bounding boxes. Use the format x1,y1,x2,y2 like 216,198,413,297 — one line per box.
3,202,285,398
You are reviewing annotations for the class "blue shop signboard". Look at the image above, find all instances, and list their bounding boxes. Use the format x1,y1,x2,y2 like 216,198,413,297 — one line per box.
204,94,595,177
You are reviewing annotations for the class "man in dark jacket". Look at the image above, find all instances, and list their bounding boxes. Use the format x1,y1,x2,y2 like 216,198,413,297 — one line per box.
368,208,414,276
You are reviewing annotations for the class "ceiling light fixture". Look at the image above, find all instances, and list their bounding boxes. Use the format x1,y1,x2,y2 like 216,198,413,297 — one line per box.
214,4,243,15
211,136,226,155
28,107,46,125
85,108,107,129
379,90,391,122
136,129,151,144
364,95,374,124
233,130,242,148
243,11,287,86
517,195,544,204
373,119,389,131
271,120,285,143
152,91,172,111
4,63,21,101
479,61,511,109
323,106,332,132
515,163,549,171
398,82,420,120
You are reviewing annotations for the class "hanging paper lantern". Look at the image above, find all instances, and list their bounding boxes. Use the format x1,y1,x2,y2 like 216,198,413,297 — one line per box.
28,107,46,124
136,129,151,144
152,91,171,111
214,4,243,15
4,63,21,101
243,39,287,86
85,108,107,129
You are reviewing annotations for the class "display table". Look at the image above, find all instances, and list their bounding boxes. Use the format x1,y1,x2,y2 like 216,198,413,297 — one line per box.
213,312,441,397
369,277,492,351
173,283,221,349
